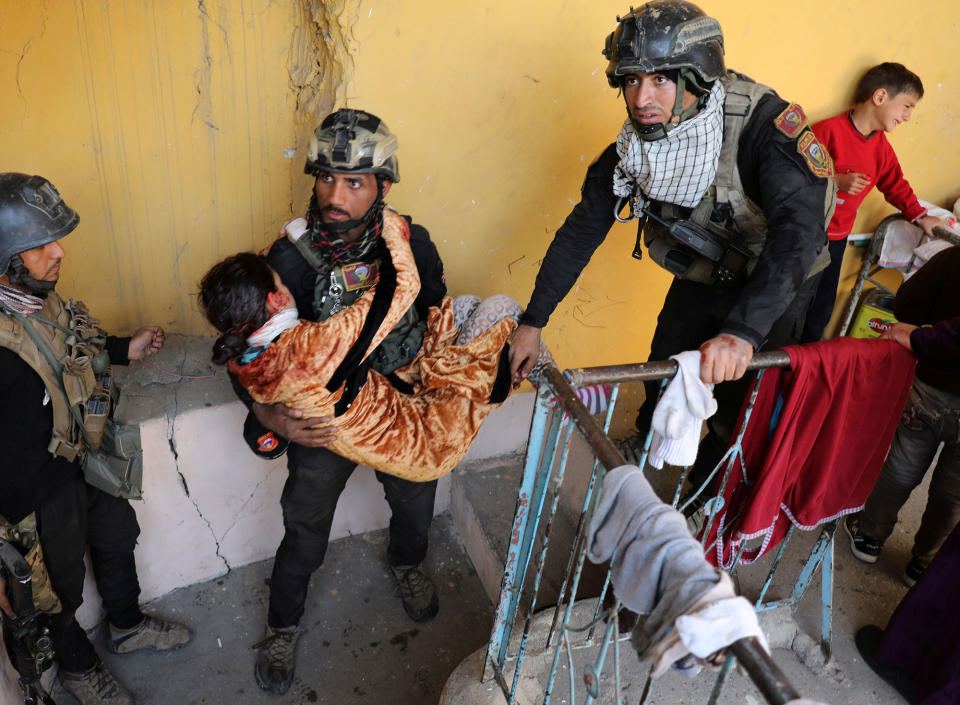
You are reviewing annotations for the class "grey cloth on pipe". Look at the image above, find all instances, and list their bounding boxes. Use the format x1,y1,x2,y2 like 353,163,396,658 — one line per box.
586,464,723,652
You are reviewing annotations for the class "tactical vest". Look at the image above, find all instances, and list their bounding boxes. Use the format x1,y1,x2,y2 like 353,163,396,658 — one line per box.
0,293,112,463
286,210,426,375
643,73,834,285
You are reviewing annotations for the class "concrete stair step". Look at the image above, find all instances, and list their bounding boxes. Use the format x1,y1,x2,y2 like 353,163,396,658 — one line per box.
450,447,608,620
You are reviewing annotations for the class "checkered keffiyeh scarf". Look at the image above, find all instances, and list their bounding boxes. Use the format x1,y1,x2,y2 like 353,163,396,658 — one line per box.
612,81,726,208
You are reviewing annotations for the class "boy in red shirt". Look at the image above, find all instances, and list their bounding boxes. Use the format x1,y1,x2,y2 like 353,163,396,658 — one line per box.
801,62,951,343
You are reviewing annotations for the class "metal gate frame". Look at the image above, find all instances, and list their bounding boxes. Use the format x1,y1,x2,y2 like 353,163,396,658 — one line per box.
483,356,818,705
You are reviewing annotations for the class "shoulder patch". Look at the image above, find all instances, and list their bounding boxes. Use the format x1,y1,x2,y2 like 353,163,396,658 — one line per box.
341,261,379,291
774,103,808,138
256,432,279,453
797,130,834,178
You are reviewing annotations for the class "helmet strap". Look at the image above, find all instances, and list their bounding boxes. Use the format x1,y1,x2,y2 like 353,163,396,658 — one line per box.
669,74,703,125
7,255,55,297
628,72,704,142
305,177,386,266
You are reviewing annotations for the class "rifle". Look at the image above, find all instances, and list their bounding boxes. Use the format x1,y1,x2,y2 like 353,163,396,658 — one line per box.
0,539,56,705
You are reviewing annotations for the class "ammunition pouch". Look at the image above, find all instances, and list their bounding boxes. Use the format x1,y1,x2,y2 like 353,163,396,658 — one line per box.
12,305,144,500
643,216,753,285
81,417,144,500
372,309,427,375
0,514,61,614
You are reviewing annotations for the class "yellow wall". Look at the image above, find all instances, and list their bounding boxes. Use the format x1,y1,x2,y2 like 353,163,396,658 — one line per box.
0,1,344,334
350,0,960,367
2,1,958,365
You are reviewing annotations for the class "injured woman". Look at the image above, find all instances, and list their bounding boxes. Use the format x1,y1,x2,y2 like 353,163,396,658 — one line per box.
199,208,599,482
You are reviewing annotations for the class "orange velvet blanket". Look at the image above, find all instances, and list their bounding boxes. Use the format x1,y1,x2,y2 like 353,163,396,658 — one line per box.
231,208,515,481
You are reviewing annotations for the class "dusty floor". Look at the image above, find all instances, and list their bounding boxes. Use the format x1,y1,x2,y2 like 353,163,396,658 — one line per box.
48,453,934,705
52,514,493,705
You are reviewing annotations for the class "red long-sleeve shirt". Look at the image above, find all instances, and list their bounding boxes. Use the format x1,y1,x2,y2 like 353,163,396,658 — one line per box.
812,112,926,240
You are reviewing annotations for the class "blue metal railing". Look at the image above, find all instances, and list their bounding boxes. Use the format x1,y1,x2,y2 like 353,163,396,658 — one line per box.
484,354,829,705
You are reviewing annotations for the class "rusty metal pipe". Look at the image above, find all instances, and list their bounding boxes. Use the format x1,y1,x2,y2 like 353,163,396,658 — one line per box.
932,225,960,246
730,638,801,704
564,350,792,387
541,366,626,472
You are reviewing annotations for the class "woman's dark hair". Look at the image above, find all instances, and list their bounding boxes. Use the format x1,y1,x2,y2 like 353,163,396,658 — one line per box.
854,62,924,104
198,252,275,364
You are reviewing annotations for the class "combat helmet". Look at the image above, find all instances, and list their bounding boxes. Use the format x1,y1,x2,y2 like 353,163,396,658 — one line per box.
305,109,400,183
0,173,78,290
603,1,725,138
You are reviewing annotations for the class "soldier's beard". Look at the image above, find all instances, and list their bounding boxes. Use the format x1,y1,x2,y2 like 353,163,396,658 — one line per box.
8,256,57,297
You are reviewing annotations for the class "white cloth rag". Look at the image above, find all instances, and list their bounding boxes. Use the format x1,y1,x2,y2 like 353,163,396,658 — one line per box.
648,350,717,469
877,201,958,278
649,572,769,677
675,594,768,659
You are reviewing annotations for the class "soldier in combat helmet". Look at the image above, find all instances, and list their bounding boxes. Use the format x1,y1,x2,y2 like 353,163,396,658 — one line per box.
0,172,192,705
233,109,448,694
509,1,835,500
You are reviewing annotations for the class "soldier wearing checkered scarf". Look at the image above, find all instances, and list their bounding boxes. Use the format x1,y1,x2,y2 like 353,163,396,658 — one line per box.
511,1,835,502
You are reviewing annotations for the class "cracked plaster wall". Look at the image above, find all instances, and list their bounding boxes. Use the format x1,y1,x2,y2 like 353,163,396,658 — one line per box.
2,0,959,368
61,335,530,628
1,333,530,703
0,1,351,338
2,333,537,704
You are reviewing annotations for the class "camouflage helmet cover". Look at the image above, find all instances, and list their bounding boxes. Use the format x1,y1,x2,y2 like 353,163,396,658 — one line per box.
305,109,400,183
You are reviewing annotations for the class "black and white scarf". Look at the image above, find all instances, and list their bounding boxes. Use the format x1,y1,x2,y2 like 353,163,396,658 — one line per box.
612,81,726,208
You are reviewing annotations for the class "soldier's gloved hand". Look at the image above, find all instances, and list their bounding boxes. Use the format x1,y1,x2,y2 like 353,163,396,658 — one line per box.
128,326,166,360
253,402,337,448
698,334,754,385
0,575,11,617
509,324,543,388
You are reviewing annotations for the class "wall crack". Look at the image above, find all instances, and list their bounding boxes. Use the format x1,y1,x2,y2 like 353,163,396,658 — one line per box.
165,353,231,574
218,476,269,547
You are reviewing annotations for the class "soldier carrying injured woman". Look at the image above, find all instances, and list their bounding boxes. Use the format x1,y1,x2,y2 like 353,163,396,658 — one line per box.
198,206,607,481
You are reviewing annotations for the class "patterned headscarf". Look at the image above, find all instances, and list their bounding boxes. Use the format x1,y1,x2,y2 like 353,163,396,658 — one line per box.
0,283,43,315
304,192,383,267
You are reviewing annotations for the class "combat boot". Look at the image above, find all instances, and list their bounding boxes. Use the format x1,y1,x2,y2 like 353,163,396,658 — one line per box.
107,614,193,655
253,625,300,694
59,659,134,705
391,564,439,622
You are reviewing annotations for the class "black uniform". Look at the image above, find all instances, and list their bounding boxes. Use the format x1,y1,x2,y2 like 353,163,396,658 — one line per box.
521,92,828,477
236,216,448,630
1,337,143,672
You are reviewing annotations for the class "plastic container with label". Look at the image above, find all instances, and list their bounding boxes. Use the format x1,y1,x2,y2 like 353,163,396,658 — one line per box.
849,288,898,339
